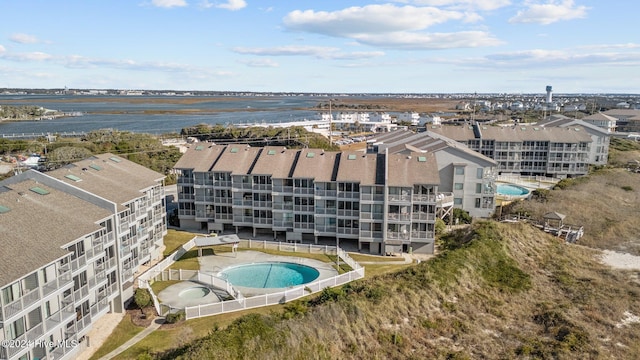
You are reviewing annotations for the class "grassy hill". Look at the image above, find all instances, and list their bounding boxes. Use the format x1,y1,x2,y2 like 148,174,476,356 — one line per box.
148,220,640,359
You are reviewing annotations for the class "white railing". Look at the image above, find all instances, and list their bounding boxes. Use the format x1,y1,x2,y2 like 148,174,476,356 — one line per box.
137,237,364,320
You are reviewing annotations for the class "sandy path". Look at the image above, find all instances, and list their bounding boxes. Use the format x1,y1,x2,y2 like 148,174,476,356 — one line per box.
599,250,640,270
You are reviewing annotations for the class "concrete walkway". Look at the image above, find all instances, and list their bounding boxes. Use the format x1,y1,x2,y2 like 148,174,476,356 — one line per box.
98,317,165,360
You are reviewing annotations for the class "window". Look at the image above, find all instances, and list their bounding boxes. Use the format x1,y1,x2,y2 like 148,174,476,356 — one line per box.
418,156,427,162
454,183,464,190
475,198,481,208
230,147,239,153
30,186,50,195
347,154,357,160
454,198,463,205
306,152,315,158
475,183,482,194
65,174,82,182
476,168,484,179
267,150,276,155
455,167,465,175
89,164,102,171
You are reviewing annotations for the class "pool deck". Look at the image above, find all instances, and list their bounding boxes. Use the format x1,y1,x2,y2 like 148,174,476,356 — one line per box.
157,250,340,308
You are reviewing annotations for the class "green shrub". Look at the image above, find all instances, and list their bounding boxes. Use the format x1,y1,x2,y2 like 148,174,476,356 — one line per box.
166,310,186,324
134,288,152,309
621,185,633,191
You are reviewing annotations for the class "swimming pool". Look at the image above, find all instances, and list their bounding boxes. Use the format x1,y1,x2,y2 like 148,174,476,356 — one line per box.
496,183,530,196
219,262,320,288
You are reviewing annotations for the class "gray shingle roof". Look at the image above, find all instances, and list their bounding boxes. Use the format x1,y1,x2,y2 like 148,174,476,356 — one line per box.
47,153,165,210
251,146,298,178
174,143,224,172
0,179,111,287
292,148,338,182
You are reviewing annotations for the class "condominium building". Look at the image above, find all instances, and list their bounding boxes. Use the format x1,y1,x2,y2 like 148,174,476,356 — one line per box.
0,154,166,360
174,144,441,254
427,123,596,178
538,115,611,165
366,129,498,218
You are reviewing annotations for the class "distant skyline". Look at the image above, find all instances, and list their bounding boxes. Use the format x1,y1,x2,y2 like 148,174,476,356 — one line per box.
1,1,638,94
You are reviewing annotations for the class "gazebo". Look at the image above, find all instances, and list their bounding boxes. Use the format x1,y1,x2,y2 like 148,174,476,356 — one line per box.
543,211,566,230
193,234,240,257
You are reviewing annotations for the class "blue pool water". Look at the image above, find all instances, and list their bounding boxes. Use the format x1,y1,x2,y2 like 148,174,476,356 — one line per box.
496,184,530,196
220,262,320,288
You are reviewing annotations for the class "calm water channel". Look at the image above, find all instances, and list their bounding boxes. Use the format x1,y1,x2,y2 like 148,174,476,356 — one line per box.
0,95,325,135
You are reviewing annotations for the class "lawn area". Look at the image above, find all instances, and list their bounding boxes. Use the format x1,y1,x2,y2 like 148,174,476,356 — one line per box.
363,263,414,278
163,229,198,257
168,249,201,270
88,314,145,360
348,253,406,262
112,305,285,360
150,280,181,295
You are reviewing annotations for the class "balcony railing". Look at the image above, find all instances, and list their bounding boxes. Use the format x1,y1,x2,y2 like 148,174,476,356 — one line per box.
360,212,383,220
293,223,314,230
315,190,337,197
45,304,75,332
4,286,41,319
359,230,383,240
272,202,293,210
253,218,273,225
387,213,411,221
337,228,359,235
314,225,337,233
411,212,435,221
5,323,44,358
412,194,436,202
315,207,337,215
388,194,411,202
272,185,293,193
294,188,314,195
387,231,410,240
272,220,293,228
293,205,314,213
337,192,359,199
337,209,359,217
360,194,385,202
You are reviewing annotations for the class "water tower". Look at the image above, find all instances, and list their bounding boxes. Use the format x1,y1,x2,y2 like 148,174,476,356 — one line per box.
545,85,553,103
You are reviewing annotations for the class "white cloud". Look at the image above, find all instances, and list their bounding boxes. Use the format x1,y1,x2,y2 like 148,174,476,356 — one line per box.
282,4,499,50
395,0,511,11
201,0,246,10
481,48,640,67
216,0,247,11
10,33,39,44
509,0,588,25
0,45,5,53
354,31,502,49
0,51,53,61
283,5,474,37
151,0,187,8
233,45,385,60
240,58,279,67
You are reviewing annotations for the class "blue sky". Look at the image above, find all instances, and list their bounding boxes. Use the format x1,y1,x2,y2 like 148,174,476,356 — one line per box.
1,0,638,93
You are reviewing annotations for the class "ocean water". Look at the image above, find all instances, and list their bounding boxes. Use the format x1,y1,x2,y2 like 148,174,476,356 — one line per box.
0,95,324,135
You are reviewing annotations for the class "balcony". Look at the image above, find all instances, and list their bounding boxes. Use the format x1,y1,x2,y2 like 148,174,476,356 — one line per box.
252,184,272,191
272,220,293,228
4,287,41,320
73,285,90,303
315,190,337,197
337,228,359,236
411,212,435,221
360,212,383,220
294,188,314,195
315,207,337,215
5,323,44,358
253,200,272,208
272,185,293,194
388,194,411,202
387,231,410,240
232,199,253,207
45,304,76,332
337,192,359,199
272,202,293,211
293,205,314,213
253,218,273,225
337,209,359,218
293,223,314,230
387,213,411,222
359,230,383,240
361,194,385,202
314,225,336,233
411,231,434,240
412,194,436,202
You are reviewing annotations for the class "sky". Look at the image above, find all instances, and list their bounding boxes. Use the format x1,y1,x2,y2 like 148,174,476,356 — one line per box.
1,0,638,94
